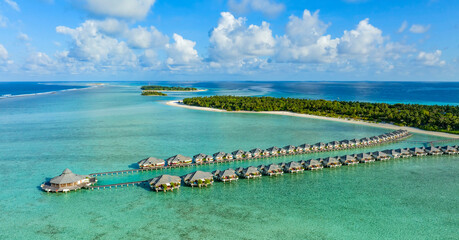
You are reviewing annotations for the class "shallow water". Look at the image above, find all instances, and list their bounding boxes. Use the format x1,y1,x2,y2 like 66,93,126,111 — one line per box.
0,83,458,239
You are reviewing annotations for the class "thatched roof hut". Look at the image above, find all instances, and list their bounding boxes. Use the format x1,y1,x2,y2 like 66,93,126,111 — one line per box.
283,161,304,173
182,171,214,187
320,157,342,168
356,153,375,163
149,175,181,192
138,157,165,168
301,159,323,170
215,168,238,182
167,154,192,166
238,166,262,179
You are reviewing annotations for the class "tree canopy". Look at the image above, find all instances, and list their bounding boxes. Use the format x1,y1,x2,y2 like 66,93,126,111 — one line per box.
183,96,459,134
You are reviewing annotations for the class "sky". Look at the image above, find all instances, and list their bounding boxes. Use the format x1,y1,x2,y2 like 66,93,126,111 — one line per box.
0,0,458,81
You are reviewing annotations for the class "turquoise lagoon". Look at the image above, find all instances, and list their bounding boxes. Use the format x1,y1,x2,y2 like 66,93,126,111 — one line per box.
0,83,458,239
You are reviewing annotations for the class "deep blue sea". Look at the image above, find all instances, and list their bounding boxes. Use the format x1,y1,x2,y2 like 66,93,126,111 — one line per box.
0,82,87,97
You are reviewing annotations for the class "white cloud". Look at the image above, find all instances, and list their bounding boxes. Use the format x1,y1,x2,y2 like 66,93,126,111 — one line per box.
56,20,137,68
228,0,285,17
166,33,200,66
4,0,20,11
17,33,30,41
417,50,445,66
0,14,7,28
398,20,408,33
126,26,168,49
409,24,431,34
23,52,55,73
80,0,155,20
0,43,8,60
209,12,275,63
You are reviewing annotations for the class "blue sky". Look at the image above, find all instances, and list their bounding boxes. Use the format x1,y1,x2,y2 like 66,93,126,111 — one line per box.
0,0,458,81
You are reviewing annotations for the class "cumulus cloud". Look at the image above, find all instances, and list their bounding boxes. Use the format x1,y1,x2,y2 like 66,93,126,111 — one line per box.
79,0,156,20
56,20,137,68
23,52,55,73
209,12,275,64
409,24,431,34
228,0,285,17
4,0,20,11
17,33,30,42
166,33,200,66
127,26,168,49
0,14,7,28
0,43,8,60
417,50,445,66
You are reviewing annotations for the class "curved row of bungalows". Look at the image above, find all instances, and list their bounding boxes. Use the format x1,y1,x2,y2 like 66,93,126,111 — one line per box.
41,168,97,193
319,157,342,168
212,169,239,182
149,174,181,192
260,164,284,176
300,159,324,170
236,166,262,179
182,171,214,187
138,157,166,169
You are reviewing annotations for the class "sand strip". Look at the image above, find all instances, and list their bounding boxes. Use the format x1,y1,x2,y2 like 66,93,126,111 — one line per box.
166,100,459,139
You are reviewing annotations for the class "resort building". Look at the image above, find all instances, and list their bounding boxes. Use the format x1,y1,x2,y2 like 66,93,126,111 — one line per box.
330,141,341,149
320,157,342,168
250,148,263,157
149,175,181,192
409,147,427,156
182,171,214,187
371,151,391,161
397,148,413,158
441,146,458,155
298,144,311,152
232,150,245,159
224,153,234,160
238,166,262,179
301,159,323,170
350,138,361,146
137,157,165,169
283,145,296,154
261,150,270,157
214,168,238,182
193,153,207,164
244,151,253,158
360,137,371,145
166,154,193,166
383,149,401,158
261,164,283,176
283,161,304,173
266,146,280,156
325,143,334,150
425,147,443,155
339,155,359,165
41,169,96,193
213,152,226,161
357,153,375,163
278,147,287,155
340,140,350,148
314,142,326,150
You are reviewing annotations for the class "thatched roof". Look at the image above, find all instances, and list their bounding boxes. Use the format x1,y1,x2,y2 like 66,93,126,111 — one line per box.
138,157,164,166
213,152,226,158
242,166,260,175
182,171,213,182
219,168,237,178
50,169,88,185
286,161,301,168
304,159,321,166
167,154,192,164
149,175,181,187
232,149,245,156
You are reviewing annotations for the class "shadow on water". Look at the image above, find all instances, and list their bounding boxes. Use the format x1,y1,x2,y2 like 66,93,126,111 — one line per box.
128,163,139,169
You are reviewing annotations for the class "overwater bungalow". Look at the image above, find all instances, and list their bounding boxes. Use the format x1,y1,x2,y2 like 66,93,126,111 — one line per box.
409,147,427,156
261,164,283,176
396,148,413,158
167,154,193,166
320,157,342,168
441,145,458,155
238,166,262,179
350,138,361,146
283,161,304,173
325,143,334,150
182,171,214,187
383,149,401,158
149,175,181,192
41,169,96,193
339,155,359,165
330,141,341,149
357,153,375,163
371,151,391,161
213,152,226,161
360,137,371,145
224,153,234,160
215,168,238,182
301,159,323,170
232,149,245,159
250,148,263,157
298,144,311,152
266,146,280,155
314,142,326,150
283,145,296,154
340,140,350,148
261,149,270,157
193,153,208,164
244,151,253,158
425,146,443,155
137,157,165,169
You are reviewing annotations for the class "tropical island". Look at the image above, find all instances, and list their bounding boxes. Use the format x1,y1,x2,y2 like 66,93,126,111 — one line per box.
182,96,459,134
141,91,168,96
141,85,198,91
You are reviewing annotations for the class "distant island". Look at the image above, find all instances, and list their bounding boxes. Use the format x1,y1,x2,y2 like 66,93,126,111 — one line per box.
141,85,198,91
182,96,459,134
141,91,168,96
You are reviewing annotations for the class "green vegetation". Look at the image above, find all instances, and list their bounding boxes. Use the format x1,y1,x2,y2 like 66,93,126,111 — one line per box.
141,91,168,96
183,96,459,134
141,85,197,91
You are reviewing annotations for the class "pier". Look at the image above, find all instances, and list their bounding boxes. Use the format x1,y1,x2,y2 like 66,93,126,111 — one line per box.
88,180,148,190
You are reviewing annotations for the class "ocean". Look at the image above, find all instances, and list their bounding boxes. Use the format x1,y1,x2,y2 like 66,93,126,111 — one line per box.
0,81,458,239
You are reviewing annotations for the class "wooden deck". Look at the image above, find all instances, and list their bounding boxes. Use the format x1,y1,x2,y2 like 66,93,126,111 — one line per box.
88,180,148,190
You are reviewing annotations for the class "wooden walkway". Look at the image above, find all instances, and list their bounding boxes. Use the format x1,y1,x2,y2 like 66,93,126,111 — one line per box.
89,134,413,177
88,180,148,190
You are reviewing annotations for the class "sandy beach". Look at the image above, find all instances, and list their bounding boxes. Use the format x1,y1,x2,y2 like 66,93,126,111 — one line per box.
166,100,459,139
